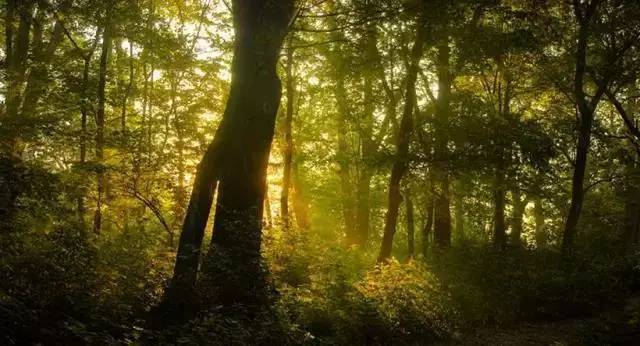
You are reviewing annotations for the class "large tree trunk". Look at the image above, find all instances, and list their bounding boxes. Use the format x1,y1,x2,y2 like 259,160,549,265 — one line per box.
377,17,426,262
280,40,295,228
94,12,113,234
158,0,294,320
204,0,294,307
433,39,452,248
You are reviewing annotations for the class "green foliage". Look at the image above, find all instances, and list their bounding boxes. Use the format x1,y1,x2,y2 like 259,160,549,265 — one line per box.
0,220,169,344
2,0,640,344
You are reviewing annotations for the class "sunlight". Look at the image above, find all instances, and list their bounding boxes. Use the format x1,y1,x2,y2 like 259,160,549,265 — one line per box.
4,0,639,344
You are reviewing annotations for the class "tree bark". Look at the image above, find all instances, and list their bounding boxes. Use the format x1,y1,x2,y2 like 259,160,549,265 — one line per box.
377,16,426,262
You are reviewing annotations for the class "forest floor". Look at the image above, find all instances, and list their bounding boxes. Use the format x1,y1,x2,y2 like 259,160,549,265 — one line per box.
454,295,640,345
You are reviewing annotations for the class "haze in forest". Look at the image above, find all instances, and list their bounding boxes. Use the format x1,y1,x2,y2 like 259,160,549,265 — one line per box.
1,0,640,344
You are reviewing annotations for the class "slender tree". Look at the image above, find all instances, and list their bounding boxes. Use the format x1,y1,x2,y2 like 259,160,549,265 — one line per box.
561,0,607,259
94,6,113,234
432,38,453,248
378,7,426,262
280,38,295,228
406,187,415,258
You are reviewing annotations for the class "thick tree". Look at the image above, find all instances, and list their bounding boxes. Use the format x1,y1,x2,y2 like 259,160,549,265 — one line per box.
158,0,296,318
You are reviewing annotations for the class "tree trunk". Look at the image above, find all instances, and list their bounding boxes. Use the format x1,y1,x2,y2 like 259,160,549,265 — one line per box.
292,160,310,230
77,31,99,222
406,188,415,259
534,197,546,247
453,183,464,240
561,1,604,261
1,1,33,231
120,40,135,135
377,16,426,262
158,0,294,320
171,76,187,245
511,190,527,247
334,66,356,241
354,19,379,247
5,1,33,128
280,40,294,228
493,165,507,249
422,193,434,257
94,12,113,234
326,3,356,241
623,152,640,253
264,185,273,229
355,171,372,246
20,20,65,120
433,39,452,248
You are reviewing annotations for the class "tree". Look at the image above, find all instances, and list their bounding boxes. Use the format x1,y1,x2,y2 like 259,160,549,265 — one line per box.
280,37,295,229
561,0,640,260
159,0,296,319
1,0,66,231
94,3,114,234
378,5,426,262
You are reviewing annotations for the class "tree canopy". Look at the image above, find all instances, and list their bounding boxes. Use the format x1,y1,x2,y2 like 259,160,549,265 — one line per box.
1,0,640,344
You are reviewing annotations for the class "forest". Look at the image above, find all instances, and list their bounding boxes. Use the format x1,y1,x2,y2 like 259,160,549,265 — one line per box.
1,0,640,344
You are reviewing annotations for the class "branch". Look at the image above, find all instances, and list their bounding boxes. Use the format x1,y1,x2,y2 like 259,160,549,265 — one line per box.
127,188,172,235
604,89,640,141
